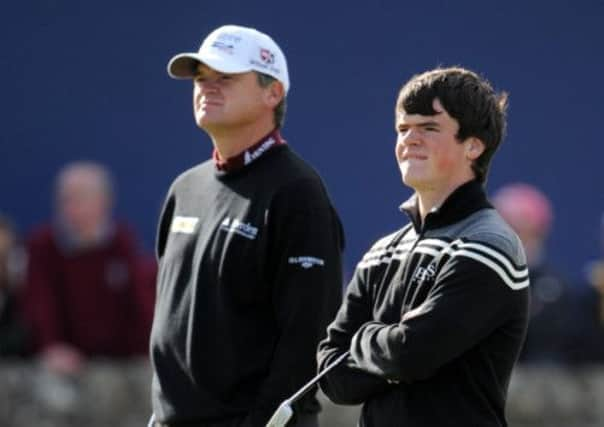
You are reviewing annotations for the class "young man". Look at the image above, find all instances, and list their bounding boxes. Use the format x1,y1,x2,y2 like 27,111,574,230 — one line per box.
149,25,344,427
317,67,529,426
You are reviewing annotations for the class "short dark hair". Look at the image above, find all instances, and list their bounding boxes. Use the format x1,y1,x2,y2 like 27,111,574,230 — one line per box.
396,67,508,184
256,72,287,129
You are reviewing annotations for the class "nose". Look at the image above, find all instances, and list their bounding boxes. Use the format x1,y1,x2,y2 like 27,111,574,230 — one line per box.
194,78,219,94
399,127,421,146
395,127,420,160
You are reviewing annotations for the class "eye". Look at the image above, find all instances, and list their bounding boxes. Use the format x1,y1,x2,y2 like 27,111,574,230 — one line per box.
422,123,440,132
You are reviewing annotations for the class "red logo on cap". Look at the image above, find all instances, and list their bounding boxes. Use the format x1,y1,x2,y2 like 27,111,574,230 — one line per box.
260,48,275,64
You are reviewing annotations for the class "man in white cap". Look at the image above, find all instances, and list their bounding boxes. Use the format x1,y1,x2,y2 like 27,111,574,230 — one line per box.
148,25,344,427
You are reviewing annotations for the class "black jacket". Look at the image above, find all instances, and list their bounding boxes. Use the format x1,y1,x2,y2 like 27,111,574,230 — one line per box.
150,140,344,426
318,180,529,427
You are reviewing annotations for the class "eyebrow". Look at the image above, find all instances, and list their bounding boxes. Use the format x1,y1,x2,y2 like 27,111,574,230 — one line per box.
195,67,238,80
195,64,219,75
396,117,442,129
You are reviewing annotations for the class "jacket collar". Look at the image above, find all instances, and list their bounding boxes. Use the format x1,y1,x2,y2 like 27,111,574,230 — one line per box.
400,179,493,232
213,129,286,172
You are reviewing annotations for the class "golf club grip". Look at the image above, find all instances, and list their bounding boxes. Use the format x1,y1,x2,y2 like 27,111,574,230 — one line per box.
287,350,350,404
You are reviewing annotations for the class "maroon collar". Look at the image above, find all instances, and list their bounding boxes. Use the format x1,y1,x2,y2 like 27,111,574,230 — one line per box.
213,130,286,172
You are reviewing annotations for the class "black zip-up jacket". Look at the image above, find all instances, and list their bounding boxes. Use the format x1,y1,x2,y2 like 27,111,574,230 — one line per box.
318,180,529,427
150,139,344,426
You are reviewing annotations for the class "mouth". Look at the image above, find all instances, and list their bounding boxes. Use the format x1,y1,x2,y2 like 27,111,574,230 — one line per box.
200,100,221,107
402,153,427,161
197,97,222,109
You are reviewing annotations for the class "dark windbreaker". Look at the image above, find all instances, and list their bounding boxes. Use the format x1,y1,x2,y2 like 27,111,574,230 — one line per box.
318,180,529,427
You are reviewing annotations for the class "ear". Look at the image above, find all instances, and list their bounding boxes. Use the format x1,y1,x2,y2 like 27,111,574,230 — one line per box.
465,137,485,160
264,81,285,108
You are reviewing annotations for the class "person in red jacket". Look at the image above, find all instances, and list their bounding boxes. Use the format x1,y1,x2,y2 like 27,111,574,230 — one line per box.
21,161,155,374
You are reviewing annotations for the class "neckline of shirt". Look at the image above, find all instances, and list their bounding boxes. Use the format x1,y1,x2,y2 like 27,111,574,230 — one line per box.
213,129,286,173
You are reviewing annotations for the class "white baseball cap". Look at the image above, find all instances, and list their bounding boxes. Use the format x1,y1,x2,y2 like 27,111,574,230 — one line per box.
167,25,290,93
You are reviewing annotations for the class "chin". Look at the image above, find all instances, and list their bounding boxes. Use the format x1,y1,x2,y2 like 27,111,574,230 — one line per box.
197,120,208,130
196,115,217,130
401,173,426,189
400,168,415,185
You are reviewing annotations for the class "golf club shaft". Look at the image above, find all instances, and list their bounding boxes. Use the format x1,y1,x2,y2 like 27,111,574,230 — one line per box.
287,350,350,404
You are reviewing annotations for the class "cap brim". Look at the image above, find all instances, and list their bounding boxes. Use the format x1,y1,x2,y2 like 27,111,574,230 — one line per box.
167,52,253,79
167,54,200,79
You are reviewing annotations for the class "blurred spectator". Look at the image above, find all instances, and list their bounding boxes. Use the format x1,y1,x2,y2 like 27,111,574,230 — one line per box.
20,162,155,375
567,214,604,364
0,214,30,357
492,182,573,364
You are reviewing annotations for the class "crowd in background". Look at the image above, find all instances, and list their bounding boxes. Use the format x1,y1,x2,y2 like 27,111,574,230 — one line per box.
2,161,604,423
492,183,604,365
0,161,155,372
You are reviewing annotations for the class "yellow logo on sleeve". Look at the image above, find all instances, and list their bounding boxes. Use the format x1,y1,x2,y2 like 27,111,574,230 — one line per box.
170,216,199,234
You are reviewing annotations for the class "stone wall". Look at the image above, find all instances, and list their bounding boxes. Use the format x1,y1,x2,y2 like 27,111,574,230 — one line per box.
0,358,152,427
1,360,604,426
